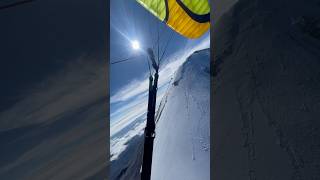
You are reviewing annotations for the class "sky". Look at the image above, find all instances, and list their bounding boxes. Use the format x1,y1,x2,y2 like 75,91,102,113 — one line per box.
0,0,108,179
0,0,106,112
110,0,210,128
110,0,210,161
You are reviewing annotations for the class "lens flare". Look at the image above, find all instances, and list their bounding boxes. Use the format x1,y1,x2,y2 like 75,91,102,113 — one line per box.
131,40,140,50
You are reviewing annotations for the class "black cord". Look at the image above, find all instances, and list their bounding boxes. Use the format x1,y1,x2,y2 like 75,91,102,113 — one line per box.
157,0,160,65
146,56,152,76
159,30,174,67
110,55,140,65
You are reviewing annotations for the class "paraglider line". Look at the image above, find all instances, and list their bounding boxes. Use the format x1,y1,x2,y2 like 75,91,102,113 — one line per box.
146,56,152,76
157,0,160,66
159,30,174,66
110,55,141,65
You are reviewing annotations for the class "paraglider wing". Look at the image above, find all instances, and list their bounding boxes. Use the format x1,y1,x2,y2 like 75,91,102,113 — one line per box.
136,0,210,39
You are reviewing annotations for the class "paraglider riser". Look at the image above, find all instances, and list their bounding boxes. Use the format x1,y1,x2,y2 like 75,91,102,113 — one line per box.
141,72,158,180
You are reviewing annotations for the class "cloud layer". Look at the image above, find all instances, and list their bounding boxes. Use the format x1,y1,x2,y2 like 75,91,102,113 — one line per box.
0,56,109,179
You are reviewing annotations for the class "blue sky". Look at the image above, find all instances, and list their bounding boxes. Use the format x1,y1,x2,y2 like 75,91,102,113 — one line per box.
110,0,210,134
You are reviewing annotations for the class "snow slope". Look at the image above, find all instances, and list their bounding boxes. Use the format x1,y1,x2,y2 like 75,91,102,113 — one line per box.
151,49,210,180
212,0,320,179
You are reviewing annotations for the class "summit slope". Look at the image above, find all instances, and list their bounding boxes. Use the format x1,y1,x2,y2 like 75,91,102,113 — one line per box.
151,48,210,180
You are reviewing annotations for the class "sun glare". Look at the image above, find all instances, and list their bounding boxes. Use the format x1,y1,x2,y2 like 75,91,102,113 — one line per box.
131,40,140,50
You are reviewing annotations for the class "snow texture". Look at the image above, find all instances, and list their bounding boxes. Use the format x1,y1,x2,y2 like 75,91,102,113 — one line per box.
212,0,320,179
151,49,210,180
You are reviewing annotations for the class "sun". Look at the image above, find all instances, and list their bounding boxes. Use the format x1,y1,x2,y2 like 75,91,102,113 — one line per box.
131,40,140,50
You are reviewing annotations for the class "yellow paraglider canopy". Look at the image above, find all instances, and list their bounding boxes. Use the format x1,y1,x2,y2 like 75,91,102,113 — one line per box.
136,0,210,39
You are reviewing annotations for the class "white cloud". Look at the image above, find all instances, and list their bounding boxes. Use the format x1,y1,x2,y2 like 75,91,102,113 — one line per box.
110,118,145,161
0,56,108,179
110,98,147,136
110,86,167,137
0,57,107,131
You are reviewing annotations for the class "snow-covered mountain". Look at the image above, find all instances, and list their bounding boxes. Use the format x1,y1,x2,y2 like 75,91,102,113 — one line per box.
212,0,320,179
151,48,210,180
